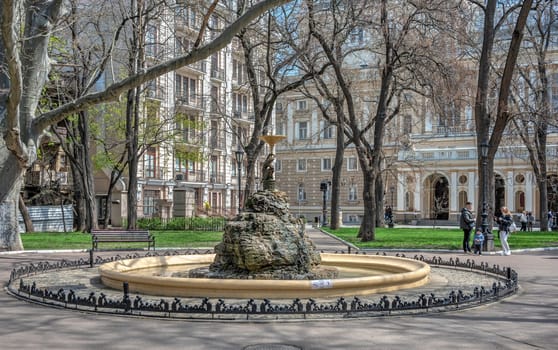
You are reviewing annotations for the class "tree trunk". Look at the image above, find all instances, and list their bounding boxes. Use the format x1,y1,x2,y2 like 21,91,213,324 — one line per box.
18,193,34,233
329,121,345,229
358,171,376,241
0,171,24,250
375,175,384,227
126,87,140,230
78,111,97,232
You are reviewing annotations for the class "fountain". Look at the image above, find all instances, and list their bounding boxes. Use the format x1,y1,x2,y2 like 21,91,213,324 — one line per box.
99,135,430,298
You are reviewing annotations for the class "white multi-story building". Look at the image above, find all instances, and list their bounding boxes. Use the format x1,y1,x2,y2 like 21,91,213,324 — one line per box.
94,2,260,225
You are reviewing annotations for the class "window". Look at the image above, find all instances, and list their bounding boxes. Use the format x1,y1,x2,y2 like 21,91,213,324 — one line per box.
349,27,364,44
349,184,358,201
323,121,334,139
145,25,157,57
276,121,285,136
175,75,197,105
143,190,159,216
297,121,308,140
297,100,307,111
276,159,282,172
144,147,156,178
297,159,307,172
297,183,307,201
403,115,412,134
347,157,357,171
322,158,331,171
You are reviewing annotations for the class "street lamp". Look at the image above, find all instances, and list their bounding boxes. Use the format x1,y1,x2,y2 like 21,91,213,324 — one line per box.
320,180,330,226
389,186,395,228
235,146,244,214
480,141,493,251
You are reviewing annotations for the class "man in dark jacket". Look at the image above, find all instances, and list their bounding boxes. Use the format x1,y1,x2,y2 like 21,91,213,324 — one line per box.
459,202,475,254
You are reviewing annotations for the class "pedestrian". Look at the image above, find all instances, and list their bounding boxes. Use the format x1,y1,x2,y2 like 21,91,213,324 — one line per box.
527,211,534,232
472,229,484,255
519,210,528,232
548,210,554,231
495,206,513,256
459,201,475,254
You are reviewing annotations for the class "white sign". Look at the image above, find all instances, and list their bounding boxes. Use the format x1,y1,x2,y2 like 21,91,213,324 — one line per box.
311,279,333,289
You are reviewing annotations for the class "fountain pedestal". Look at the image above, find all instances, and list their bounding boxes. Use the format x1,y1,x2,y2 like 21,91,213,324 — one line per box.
205,190,333,279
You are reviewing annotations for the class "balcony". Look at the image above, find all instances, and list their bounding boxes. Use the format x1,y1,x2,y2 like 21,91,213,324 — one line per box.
174,170,206,183
210,68,225,81
176,96,204,110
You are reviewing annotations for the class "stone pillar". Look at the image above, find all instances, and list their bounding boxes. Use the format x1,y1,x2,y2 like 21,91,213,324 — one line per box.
450,171,458,213
507,171,514,211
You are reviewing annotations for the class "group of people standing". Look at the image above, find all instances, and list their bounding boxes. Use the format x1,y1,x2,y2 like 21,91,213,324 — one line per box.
460,202,516,256
519,211,535,232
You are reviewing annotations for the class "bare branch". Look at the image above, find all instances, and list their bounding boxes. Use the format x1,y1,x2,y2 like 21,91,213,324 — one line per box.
32,0,292,133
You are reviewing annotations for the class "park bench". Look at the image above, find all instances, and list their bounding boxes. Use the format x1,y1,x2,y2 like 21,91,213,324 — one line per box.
91,230,155,251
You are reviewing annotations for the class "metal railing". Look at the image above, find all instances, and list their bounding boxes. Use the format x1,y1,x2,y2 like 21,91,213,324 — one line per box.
7,251,518,321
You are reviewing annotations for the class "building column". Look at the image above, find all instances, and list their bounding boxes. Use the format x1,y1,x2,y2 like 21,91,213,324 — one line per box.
397,173,405,211
507,171,514,211
525,171,534,212
468,171,476,204
414,173,421,213
450,171,458,213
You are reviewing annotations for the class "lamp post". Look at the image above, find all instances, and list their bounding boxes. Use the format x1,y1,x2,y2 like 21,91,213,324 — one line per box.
389,186,395,228
235,146,244,214
480,142,493,251
320,181,330,226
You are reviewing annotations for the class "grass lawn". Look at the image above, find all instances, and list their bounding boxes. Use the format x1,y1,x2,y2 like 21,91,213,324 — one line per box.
20,230,223,250
19,227,558,251
323,227,558,250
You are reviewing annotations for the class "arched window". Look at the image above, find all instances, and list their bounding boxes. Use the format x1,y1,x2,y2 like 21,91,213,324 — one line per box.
515,191,525,212
459,191,468,209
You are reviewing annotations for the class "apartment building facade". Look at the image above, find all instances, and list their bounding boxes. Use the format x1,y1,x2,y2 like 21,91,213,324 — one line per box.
93,2,261,226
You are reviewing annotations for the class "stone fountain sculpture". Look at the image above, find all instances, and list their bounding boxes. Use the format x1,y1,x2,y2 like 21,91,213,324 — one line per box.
205,135,335,280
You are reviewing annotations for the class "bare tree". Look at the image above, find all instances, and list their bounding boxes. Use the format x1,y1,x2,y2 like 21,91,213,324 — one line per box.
0,0,293,250
510,0,557,230
472,0,533,229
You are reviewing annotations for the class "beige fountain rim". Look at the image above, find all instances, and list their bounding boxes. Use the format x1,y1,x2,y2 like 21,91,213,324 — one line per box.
99,253,430,298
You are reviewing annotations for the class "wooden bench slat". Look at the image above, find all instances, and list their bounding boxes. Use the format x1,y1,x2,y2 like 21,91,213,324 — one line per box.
91,230,155,250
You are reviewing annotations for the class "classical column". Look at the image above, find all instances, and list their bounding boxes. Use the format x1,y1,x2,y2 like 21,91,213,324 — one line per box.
450,171,458,213
507,171,514,211
414,173,421,213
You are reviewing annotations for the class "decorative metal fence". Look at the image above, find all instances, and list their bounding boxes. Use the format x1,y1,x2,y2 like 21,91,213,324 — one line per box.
7,251,518,320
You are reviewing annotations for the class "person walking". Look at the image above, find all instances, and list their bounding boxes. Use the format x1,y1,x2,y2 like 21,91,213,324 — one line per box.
459,202,475,254
548,210,554,231
519,211,528,232
495,206,513,256
527,211,535,232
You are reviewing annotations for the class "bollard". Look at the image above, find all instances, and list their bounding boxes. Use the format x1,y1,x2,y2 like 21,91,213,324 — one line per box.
123,281,129,296
89,249,94,268
485,232,494,252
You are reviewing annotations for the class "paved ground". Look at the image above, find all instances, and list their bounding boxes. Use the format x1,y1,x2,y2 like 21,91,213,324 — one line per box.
1,228,557,350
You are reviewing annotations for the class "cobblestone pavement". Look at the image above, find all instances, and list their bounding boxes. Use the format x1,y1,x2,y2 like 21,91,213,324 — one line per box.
1,228,557,349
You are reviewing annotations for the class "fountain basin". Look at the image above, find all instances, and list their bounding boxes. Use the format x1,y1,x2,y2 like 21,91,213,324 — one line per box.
99,253,430,298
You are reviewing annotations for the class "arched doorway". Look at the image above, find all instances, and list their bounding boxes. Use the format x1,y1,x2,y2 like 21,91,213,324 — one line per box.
424,174,449,220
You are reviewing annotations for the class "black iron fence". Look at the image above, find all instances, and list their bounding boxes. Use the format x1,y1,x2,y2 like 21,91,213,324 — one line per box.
7,251,518,320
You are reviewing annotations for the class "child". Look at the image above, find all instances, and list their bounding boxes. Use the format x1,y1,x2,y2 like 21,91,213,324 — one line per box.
473,229,485,255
